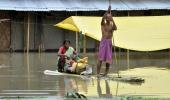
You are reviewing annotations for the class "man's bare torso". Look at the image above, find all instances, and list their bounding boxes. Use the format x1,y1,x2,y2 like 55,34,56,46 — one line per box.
101,23,114,39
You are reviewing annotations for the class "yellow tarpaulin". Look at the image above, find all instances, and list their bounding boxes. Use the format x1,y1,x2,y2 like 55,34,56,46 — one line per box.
55,16,170,51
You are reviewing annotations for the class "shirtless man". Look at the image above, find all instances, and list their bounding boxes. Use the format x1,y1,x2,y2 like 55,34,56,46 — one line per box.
97,5,117,76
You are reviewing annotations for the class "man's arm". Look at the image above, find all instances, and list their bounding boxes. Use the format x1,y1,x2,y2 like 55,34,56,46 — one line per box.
108,5,117,30
110,17,117,30
101,6,111,25
101,13,107,25
107,5,117,30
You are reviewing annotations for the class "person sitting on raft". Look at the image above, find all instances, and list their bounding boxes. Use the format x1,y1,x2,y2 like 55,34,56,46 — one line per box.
57,40,91,74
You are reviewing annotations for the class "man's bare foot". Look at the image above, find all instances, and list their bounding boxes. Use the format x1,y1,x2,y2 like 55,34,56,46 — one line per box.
97,75,100,78
97,74,103,78
102,73,107,77
100,73,108,77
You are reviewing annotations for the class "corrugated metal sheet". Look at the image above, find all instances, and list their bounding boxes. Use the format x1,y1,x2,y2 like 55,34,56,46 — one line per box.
0,0,170,11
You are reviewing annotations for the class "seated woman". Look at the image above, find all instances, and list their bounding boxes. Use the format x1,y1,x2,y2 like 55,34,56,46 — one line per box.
57,40,91,74
57,40,79,72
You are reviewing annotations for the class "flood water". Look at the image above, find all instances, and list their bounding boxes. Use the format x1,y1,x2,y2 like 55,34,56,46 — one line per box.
0,52,170,99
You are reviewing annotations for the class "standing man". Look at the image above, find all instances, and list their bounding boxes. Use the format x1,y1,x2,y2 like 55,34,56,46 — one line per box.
97,5,117,76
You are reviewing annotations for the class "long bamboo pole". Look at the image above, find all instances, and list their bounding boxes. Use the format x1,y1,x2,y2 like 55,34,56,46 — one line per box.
109,0,119,77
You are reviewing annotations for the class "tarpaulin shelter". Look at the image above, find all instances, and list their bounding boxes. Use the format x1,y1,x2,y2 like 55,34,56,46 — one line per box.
55,16,170,51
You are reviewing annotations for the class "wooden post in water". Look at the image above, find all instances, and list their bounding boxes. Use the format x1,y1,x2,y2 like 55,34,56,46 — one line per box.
76,32,79,53
83,34,86,56
75,11,79,54
127,49,130,70
24,16,27,53
27,13,30,54
128,11,130,16
38,44,41,55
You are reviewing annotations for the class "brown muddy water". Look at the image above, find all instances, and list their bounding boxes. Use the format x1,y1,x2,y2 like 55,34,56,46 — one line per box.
0,52,170,100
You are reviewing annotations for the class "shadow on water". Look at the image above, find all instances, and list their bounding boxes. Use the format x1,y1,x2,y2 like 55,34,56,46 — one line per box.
0,52,170,99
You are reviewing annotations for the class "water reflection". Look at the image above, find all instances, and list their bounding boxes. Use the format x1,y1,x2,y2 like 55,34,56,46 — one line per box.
24,53,30,90
97,79,112,98
57,76,89,97
0,52,169,98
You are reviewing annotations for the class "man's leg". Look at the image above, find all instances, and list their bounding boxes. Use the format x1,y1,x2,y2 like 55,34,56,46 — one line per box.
104,63,110,76
97,61,102,75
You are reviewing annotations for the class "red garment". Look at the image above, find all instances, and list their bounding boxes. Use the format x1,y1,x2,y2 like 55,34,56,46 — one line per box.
58,46,77,66
59,46,67,54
